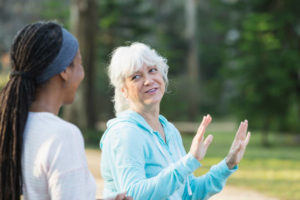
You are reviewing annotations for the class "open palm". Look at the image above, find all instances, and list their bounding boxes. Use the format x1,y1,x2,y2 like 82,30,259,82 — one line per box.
226,120,251,169
189,115,214,161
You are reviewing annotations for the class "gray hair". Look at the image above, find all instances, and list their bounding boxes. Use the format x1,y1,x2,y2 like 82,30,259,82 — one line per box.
108,42,169,114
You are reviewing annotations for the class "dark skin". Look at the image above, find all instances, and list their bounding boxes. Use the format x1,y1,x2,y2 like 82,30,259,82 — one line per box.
30,50,84,114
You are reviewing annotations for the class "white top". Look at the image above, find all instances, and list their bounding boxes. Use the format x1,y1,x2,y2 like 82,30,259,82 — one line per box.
22,112,96,200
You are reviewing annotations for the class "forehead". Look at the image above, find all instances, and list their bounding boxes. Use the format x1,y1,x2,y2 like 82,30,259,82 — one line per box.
130,64,155,74
73,50,81,61
124,63,146,77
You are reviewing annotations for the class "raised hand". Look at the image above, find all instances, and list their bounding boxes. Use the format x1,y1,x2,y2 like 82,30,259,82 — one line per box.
226,120,251,169
189,114,214,162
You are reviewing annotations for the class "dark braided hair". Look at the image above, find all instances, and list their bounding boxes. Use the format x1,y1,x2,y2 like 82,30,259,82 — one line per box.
0,21,63,200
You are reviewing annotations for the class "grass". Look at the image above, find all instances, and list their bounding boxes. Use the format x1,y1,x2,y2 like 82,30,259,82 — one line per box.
182,131,300,200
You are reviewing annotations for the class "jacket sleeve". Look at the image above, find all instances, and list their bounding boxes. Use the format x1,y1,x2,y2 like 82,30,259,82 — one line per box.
182,159,238,200
106,126,201,199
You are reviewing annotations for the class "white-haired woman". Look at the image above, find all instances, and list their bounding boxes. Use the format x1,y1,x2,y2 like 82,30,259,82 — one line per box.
100,42,251,200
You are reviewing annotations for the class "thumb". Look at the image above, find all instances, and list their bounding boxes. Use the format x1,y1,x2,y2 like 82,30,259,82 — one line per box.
204,134,213,149
235,140,243,153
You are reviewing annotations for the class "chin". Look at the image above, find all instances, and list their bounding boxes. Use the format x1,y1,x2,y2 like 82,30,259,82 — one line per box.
63,97,76,105
144,98,162,106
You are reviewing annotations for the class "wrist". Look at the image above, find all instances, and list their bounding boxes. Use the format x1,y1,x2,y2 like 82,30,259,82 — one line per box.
190,152,202,162
225,157,235,169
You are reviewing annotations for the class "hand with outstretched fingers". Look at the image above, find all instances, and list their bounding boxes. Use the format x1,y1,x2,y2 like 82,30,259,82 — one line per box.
226,120,251,169
189,114,214,162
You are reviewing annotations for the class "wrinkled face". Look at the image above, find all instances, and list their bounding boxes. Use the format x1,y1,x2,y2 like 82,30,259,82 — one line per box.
122,64,165,111
63,50,85,104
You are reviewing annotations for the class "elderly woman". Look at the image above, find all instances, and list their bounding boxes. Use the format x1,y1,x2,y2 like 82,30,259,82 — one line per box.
100,42,251,200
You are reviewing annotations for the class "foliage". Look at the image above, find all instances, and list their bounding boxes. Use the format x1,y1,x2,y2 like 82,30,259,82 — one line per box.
1,0,298,135
95,0,155,120
224,0,300,135
82,129,103,149
40,0,70,27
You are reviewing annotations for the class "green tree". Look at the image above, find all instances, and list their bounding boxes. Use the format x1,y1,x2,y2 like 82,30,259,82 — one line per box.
226,0,300,146
96,0,153,118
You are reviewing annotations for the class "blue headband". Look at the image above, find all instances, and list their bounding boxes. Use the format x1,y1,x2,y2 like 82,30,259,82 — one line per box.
36,27,79,83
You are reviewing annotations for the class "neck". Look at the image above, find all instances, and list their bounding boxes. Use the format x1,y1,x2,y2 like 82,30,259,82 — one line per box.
29,84,64,116
131,104,162,132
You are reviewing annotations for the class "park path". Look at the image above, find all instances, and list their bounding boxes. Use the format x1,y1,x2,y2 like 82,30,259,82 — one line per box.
85,149,279,200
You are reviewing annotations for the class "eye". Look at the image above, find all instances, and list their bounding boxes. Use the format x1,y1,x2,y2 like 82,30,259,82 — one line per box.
149,67,158,73
131,74,140,80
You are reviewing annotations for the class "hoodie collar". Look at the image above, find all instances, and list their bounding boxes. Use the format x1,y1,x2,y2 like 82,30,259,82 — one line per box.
100,110,171,149
117,110,169,134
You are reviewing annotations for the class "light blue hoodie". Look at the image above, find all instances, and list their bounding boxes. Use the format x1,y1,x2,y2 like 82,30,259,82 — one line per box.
100,110,237,200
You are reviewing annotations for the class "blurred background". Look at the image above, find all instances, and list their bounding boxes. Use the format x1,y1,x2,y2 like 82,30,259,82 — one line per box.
0,0,299,199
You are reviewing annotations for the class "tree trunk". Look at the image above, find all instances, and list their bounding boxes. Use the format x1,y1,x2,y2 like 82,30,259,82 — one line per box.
185,0,200,120
64,0,97,128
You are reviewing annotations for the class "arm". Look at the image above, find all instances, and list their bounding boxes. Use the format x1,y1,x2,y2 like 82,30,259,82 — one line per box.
172,117,235,200
107,126,200,200
183,159,237,200
183,119,250,200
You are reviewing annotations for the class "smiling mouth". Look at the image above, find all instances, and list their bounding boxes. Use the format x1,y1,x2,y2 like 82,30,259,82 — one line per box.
145,88,158,93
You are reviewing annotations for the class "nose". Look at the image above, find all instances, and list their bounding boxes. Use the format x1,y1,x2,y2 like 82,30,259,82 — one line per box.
144,74,153,86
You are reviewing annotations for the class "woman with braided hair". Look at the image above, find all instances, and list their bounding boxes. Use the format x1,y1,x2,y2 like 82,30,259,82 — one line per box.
0,22,131,200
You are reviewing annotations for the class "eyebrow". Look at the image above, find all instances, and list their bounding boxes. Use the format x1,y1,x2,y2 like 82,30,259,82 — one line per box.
130,65,156,76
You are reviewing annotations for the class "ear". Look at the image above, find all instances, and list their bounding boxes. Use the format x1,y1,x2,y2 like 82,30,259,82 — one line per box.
59,67,71,81
121,87,128,98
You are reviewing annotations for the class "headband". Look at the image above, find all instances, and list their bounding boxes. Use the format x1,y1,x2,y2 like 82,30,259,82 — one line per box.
36,27,79,83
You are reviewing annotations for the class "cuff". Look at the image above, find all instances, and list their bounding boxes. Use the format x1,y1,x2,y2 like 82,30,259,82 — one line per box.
210,159,238,178
175,153,201,179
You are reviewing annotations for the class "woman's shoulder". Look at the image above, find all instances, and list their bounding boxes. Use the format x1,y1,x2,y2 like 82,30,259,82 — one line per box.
106,121,147,141
27,112,83,141
100,117,150,149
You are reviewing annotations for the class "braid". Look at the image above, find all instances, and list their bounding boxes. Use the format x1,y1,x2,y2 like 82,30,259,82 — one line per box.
0,21,62,200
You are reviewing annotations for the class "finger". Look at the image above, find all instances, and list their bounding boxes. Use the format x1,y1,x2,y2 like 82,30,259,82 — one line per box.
196,115,212,141
243,131,251,146
236,140,244,153
196,116,207,140
204,114,212,127
197,114,212,131
231,140,242,154
240,120,248,138
204,134,213,148
236,121,243,134
234,121,243,141
235,121,247,140
198,116,206,130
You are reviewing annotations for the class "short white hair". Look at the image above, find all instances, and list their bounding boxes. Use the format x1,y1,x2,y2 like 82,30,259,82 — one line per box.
108,42,169,114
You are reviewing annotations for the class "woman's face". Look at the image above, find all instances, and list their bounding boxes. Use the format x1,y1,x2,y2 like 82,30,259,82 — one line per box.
63,50,85,104
123,64,165,111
